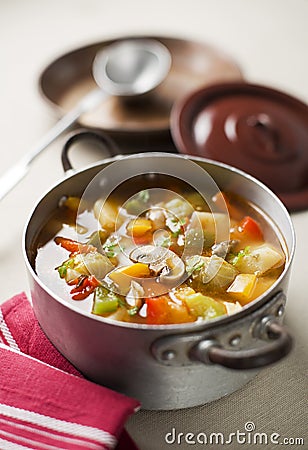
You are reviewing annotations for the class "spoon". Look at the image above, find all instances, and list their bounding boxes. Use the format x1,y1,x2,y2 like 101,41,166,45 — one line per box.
0,39,171,201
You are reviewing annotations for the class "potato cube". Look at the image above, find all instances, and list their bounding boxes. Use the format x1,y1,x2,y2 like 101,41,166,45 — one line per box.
94,199,118,231
227,273,257,304
188,211,229,246
234,245,284,275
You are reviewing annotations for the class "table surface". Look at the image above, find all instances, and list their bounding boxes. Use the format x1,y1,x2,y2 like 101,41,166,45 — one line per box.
0,1,307,449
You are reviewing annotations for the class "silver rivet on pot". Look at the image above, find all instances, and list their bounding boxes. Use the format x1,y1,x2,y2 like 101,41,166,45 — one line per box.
161,350,177,361
229,334,241,347
276,304,285,317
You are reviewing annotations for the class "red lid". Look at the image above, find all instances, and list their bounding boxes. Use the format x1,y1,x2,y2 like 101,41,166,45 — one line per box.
171,83,308,211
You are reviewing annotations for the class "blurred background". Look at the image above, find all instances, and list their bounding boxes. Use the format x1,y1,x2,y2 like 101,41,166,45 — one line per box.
0,1,307,449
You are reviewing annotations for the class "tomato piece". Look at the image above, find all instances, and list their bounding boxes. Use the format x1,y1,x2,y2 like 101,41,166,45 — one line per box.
54,237,95,255
146,296,169,324
69,275,100,300
239,216,263,241
145,296,193,324
132,231,153,246
71,291,92,301
87,275,101,288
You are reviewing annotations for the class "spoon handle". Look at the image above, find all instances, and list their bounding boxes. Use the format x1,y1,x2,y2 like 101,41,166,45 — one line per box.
0,88,106,201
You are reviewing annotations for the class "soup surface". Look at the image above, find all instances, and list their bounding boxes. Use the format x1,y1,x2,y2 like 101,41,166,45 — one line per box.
34,176,285,325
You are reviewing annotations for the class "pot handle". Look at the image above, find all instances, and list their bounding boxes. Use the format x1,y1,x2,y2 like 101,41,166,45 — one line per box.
61,129,120,172
190,319,293,370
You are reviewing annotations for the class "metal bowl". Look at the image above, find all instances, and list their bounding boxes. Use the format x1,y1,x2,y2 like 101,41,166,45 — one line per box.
23,139,295,410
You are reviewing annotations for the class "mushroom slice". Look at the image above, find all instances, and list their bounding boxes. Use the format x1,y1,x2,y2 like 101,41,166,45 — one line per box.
130,245,185,287
149,260,168,276
126,280,144,307
159,252,185,286
130,245,168,265
212,240,239,258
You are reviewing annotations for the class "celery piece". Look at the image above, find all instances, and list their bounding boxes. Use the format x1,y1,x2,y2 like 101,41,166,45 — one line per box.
92,286,120,315
125,199,144,215
125,190,150,214
185,292,226,320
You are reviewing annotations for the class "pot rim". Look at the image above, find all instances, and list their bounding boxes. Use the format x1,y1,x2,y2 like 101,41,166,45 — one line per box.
23,152,296,331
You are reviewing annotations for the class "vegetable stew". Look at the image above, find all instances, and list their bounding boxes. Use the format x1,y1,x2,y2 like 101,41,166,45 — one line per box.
34,175,286,325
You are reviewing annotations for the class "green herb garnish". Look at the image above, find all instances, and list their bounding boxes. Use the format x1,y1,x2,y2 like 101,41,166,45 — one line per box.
127,306,139,316
230,246,250,265
155,233,171,248
166,216,185,237
186,255,205,276
102,237,119,258
118,299,139,316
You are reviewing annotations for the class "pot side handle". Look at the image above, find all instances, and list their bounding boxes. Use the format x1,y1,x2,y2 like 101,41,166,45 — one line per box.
61,129,121,172
190,319,293,370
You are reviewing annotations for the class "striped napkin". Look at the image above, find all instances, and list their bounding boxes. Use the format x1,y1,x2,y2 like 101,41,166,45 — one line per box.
0,293,140,450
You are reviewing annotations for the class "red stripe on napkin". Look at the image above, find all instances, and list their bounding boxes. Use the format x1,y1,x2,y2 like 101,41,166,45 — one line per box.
0,293,140,450
0,413,105,450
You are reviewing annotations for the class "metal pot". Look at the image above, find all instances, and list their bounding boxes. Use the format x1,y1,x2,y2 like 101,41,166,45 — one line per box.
23,130,295,410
